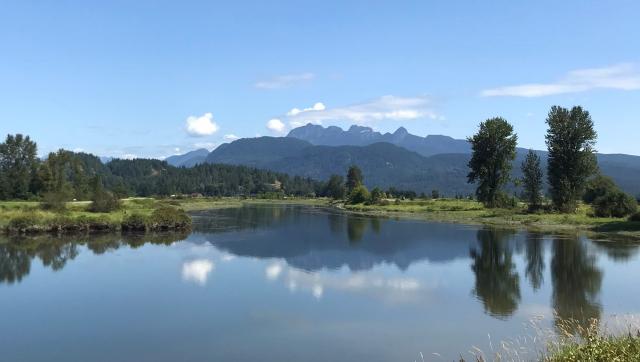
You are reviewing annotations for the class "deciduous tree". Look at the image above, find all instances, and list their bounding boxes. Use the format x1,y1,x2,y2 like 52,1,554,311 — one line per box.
0,134,38,199
546,106,598,212
467,117,517,208
521,150,544,210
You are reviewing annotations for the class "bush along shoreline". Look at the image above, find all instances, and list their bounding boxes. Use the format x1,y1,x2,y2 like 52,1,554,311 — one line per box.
3,203,192,235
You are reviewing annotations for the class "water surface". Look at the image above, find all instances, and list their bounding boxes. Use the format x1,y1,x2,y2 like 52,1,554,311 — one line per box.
2,205,640,361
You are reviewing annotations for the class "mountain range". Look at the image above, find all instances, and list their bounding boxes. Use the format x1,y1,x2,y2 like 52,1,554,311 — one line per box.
165,123,640,197
287,124,470,156
165,148,209,167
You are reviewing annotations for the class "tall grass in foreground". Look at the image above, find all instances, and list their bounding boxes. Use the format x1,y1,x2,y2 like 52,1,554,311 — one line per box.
418,314,640,362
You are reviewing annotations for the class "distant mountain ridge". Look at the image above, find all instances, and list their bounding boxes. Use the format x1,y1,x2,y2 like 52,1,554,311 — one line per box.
165,124,640,197
287,123,471,156
166,148,209,167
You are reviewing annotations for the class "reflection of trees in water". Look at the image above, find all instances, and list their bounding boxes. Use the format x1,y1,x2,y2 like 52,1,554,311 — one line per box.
327,213,345,236
196,205,385,244
524,233,545,291
0,244,31,284
470,228,520,319
0,231,188,285
551,236,602,334
347,217,369,243
592,239,640,262
36,242,79,271
192,205,295,231
345,216,383,243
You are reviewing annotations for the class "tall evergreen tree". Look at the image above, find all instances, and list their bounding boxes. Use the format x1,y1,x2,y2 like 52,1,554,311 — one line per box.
545,106,598,212
325,175,346,199
345,165,363,193
521,150,543,210
467,117,517,208
0,134,38,199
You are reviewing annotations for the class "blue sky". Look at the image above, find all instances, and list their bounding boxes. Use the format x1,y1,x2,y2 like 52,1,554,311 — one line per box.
1,0,639,158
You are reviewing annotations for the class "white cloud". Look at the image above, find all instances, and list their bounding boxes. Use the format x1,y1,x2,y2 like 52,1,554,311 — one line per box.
255,72,315,90
181,259,215,286
223,134,239,141
185,113,220,137
284,95,440,128
266,118,286,134
481,63,640,97
121,153,137,160
287,102,326,116
73,147,84,153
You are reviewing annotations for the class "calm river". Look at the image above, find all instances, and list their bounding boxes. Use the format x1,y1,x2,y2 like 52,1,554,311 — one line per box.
1,205,640,361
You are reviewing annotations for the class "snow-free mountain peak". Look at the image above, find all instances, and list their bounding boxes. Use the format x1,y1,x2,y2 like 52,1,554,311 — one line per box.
287,123,470,156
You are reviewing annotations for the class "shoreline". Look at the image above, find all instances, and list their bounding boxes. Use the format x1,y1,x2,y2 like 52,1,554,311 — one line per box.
3,197,640,240
1,198,191,235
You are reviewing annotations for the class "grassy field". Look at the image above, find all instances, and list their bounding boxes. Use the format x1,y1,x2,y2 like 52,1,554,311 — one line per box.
343,198,640,238
2,197,639,238
0,198,191,233
174,196,328,212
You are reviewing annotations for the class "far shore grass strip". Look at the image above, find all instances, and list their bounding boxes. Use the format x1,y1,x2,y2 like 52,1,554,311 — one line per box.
2,197,640,239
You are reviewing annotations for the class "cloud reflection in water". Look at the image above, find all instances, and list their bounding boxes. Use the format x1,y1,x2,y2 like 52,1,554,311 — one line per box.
182,259,215,286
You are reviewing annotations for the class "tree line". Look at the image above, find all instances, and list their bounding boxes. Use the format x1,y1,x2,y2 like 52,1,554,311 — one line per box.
0,136,323,207
2,105,637,218
466,105,637,216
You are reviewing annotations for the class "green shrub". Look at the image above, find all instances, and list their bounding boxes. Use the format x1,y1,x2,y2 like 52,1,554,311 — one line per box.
593,190,638,218
629,212,640,222
121,213,148,231
368,187,384,205
147,206,191,230
546,332,640,361
7,213,39,232
49,215,86,232
347,185,370,205
89,191,121,213
40,191,69,211
583,174,617,204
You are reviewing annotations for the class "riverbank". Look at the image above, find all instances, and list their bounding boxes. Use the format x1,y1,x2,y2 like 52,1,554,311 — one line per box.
341,198,640,239
177,196,640,239
0,198,191,234
3,197,640,239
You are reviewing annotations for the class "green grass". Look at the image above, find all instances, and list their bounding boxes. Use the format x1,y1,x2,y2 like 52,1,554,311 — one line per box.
174,196,329,211
0,198,192,233
343,198,640,238
3,197,639,238
544,333,640,361
541,318,640,362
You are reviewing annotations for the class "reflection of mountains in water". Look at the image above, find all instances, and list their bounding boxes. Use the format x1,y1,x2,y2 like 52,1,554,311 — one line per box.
191,205,478,271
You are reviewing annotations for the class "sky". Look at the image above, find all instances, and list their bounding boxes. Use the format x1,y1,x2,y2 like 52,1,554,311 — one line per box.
1,0,639,159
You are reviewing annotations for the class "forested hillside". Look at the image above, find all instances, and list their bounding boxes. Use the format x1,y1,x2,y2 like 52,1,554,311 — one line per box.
0,135,321,201
204,136,640,197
